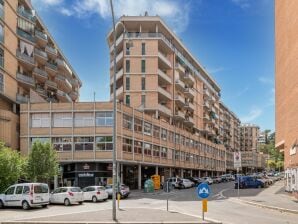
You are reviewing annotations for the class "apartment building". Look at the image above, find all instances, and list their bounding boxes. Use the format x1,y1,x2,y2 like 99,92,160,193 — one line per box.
240,124,260,152
275,0,298,195
20,102,226,189
0,0,81,149
258,131,266,145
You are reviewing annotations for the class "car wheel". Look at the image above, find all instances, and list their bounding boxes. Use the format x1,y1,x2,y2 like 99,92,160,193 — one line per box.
92,196,97,203
78,201,83,205
64,198,71,206
0,200,4,209
22,201,30,210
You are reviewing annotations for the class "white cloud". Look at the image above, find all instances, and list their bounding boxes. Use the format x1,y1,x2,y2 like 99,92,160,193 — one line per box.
32,0,64,6
33,0,191,33
241,107,262,123
258,76,273,85
231,0,251,9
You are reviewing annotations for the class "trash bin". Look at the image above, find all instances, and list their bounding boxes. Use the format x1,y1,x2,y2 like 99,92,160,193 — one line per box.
151,175,161,190
144,179,154,193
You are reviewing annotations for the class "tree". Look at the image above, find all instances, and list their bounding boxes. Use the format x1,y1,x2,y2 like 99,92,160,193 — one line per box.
0,142,26,192
26,141,59,183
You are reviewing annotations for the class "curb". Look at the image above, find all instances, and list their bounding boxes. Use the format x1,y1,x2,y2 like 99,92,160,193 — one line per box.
233,198,298,214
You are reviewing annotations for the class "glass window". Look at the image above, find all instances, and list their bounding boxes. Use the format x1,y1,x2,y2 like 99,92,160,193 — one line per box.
141,59,146,73
175,150,180,161
123,114,133,130
17,17,34,34
153,145,160,157
141,77,145,90
142,43,145,55
53,113,72,127
126,43,130,55
144,143,151,156
141,95,145,106
134,118,143,133
167,148,172,160
123,138,132,152
52,137,72,151
0,73,3,92
0,24,3,43
96,111,113,126
15,186,23,195
31,113,50,127
23,186,30,194
31,137,50,145
96,136,113,151
74,137,94,151
74,112,94,127
126,76,130,90
153,125,160,139
0,49,3,69
134,140,142,154
161,147,167,158
144,122,152,135
126,60,130,73
168,131,174,143
125,95,130,106
5,187,15,195
175,134,180,144
161,129,167,141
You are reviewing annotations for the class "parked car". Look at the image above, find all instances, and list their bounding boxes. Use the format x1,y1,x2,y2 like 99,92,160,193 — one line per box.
105,184,130,198
50,187,84,206
180,179,194,189
221,174,228,182
203,177,213,185
0,183,49,210
186,177,200,186
235,176,265,189
213,176,222,184
165,177,183,188
82,186,108,202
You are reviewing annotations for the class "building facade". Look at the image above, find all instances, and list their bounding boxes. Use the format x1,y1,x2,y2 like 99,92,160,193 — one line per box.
275,0,298,194
0,0,81,149
240,124,260,152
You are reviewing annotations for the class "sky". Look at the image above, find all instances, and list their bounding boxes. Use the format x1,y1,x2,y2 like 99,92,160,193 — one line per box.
31,0,275,131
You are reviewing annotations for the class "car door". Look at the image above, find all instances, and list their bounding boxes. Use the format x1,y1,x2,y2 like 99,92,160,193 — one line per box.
51,188,60,203
4,186,16,207
14,185,24,207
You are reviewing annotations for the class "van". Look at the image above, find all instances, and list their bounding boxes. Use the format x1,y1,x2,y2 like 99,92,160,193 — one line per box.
0,183,49,210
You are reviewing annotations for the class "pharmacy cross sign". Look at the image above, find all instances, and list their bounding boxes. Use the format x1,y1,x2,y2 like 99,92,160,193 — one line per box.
197,183,210,199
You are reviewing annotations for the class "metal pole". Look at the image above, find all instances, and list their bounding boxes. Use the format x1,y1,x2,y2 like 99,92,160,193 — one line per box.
237,167,240,198
109,0,117,221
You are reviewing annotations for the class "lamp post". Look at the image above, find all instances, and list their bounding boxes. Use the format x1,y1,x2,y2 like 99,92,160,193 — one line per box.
109,0,117,221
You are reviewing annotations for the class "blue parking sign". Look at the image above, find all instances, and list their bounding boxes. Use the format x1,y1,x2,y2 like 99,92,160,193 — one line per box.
197,183,210,199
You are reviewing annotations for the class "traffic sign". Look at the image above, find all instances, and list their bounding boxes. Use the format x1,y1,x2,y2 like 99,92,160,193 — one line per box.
197,183,210,199
234,151,242,168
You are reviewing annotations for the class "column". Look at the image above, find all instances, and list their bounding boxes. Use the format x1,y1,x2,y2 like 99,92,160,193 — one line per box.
169,167,172,177
54,175,58,189
181,169,184,178
155,166,159,175
120,163,123,184
198,170,201,178
190,170,193,177
138,164,142,190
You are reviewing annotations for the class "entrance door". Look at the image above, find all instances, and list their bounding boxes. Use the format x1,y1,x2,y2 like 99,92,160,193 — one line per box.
78,177,94,188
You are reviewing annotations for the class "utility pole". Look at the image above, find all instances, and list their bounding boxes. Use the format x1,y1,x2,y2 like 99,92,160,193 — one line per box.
109,0,117,221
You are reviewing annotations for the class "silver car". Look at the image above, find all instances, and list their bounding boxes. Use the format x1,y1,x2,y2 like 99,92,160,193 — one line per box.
105,184,130,199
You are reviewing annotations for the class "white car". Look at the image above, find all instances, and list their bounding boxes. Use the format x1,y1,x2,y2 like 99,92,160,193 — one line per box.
50,187,84,206
180,179,194,189
165,177,183,188
203,177,213,185
0,183,49,210
82,186,108,202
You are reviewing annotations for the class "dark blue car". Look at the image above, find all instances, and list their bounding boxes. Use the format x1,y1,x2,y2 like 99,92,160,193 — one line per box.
234,176,264,189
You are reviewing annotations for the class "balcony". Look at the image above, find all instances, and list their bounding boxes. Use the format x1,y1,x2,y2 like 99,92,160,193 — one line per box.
184,101,195,111
56,58,72,76
16,94,29,104
45,46,58,58
158,52,172,68
175,78,185,90
204,101,210,108
158,104,172,116
110,68,123,84
184,116,194,126
158,69,172,84
184,73,195,84
110,51,123,68
34,48,48,64
33,67,48,81
17,7,36,23
45,80,58,89
35,30,48,47
69,91,79,101
203,114,210,121
174,110,184,120
45,62,58,76
55,74,72,92
111,85,124,99
109,34,124,52
158,86,171,100
71,79,80,88
210,95,216,102
16,49,35,69
17,28,36,44
35,86,47,97
16,72,35,87
175,62,185,74
203,88,211,98
184,87,195,98
56,90,72,102
174,94,185,106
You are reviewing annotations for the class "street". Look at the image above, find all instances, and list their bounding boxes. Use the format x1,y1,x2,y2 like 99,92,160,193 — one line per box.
0,181,297,224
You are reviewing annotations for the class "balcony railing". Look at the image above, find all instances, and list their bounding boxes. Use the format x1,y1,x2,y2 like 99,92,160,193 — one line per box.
110,51,123,68
17,6,35,23
174,110,184,118
184,87,195,97
45,46,58,55
45,80,58,89
16,94,29,103
185,101,195,110
158,69,172,84
184,73,195,83
33,67,48,79
57,90,72,102
34,48,47,59
16,50,35,65
175,62,185,73
46,62,58,71
110,68,123,84
35,30,48,41
175,78,185,89
109,34,124,52
158,104,171,115
174,94,185,105
158,86,171,99
0,56,3,68
35,86,47,96
158,52,172,68
0,3,4,20
17,28,36,43
16,72,35,86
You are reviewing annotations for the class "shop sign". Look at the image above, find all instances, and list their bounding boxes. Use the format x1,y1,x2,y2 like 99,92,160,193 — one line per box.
78,173,94,178
107,163,113,171
83,163,90,170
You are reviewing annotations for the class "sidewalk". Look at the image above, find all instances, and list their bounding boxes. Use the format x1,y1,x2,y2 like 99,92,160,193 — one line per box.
1,208,216,224
236,181,298,214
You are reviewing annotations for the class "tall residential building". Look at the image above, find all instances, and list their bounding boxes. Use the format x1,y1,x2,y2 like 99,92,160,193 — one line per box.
275,0,298,194
0,0,81,149
258,131,266,145
240,124,260,152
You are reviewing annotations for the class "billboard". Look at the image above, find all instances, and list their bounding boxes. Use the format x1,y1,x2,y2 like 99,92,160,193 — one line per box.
234,151,242,168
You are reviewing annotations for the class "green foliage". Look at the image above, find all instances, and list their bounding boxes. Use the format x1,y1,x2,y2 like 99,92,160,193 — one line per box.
0,142,26,192
26,141,59,183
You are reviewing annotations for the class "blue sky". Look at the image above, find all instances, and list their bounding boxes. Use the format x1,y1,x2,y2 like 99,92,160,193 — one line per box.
31,0,275,131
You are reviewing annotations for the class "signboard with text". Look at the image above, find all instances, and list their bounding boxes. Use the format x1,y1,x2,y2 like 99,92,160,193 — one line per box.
234,151,242,168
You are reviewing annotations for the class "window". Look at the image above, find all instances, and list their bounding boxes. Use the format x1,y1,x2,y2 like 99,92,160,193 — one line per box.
125,95,130,106
123,114,133,130
161,147,167,158
0,24,3,43
126,76,130,90
175,150,180,161
141,95,145,106
52,137,72,151
134,118,143,133
141,60,146,73
134,140,142,154
185,153,190,162
180,152,185,161
0,73,3,92
153,145,160,157
161,129,167,140
31,113,50,127
23,186,30,194
0,49,3,69
168,131,174,143
123,138,132,152
0,1,3,20
96,111,113,126
53,113,72,127
175,134,180,144
144,122,152,135
15,186,23,195
74,113,94,127
153,125,160,139
74,137,94,151
144,143,151,156
185,138,189,147
141,77,145,90
5,187,15,195
167,148,172,160
31,137,50,145
126,43,130,55
181,136,185,146
95,136,113,151
126,60,130,73
17,17,34,34
141,43,145,55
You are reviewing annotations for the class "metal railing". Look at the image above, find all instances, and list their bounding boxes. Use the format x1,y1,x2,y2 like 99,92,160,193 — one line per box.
35,30,48,41
17,7,36,23
16,72,35,85
17,28,36,43
46,45,58,55
16,94,29,103
34,48,47,59
0,56,3,68
33,67,48,78
46,62,58,71
16,50,35,64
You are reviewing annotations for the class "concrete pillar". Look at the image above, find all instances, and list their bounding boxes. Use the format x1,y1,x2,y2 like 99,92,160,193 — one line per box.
138,164,142,190
120,163,123,184
181,169,184,178
190,170,193,177
54,175,58,189
155,166,159,175
198,170,201,178
169,167,172,177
